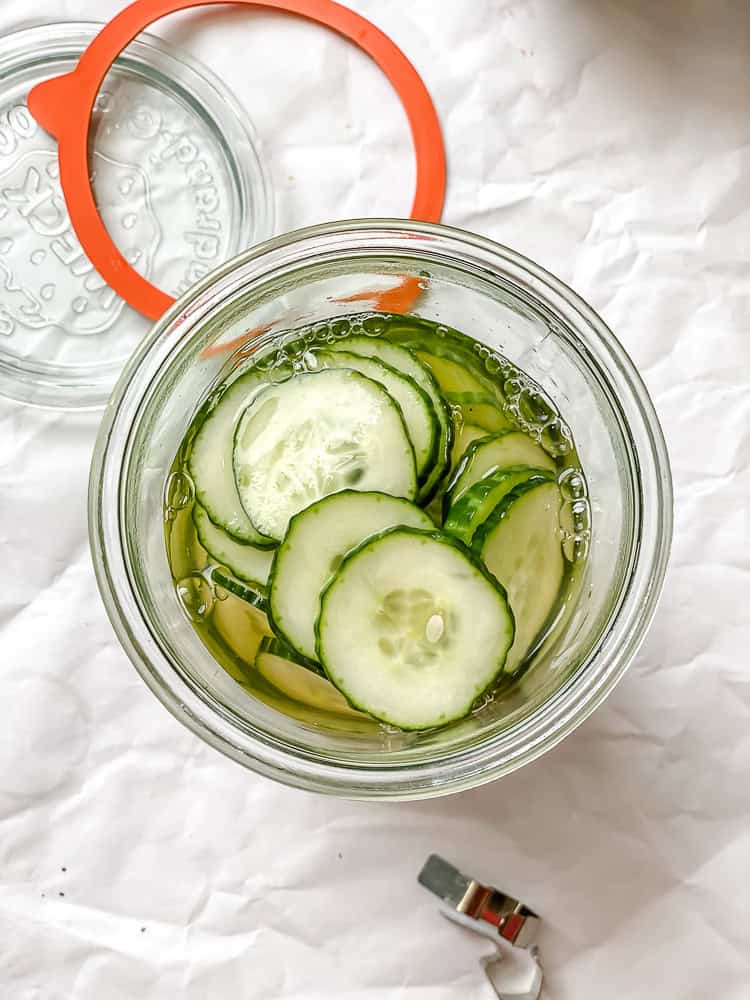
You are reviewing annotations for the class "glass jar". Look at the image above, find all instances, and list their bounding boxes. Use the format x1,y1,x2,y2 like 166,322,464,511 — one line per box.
89,220,672,799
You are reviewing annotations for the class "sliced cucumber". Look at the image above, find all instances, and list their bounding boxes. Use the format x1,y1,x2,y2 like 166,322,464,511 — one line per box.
445,392,512,434
446,431,556,514
258,634,322,673
316,350,438,483
416,351,489,396
476,479,564,672
317,528,514,730
194,503,274,588
450,423,488,468
233,369,417,541
255,650,364,717
416,349,512,432
444,467,552,546
269,490,433,661
330,336,452,502
188,372,275,546
210,567,266,609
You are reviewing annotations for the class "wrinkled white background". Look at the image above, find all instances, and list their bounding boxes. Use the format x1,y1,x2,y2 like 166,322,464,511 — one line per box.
2,1,749,997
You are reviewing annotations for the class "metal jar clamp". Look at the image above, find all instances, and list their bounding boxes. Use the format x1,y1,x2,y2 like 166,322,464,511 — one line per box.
419,855,544,1000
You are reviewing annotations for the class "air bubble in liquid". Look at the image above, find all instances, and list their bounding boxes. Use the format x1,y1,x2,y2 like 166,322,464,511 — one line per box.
540,420,573,458
176,574,214,622
164,471,194,517
558,468,586,501
518,389,555,427
562,528,591,563
571,499,589,531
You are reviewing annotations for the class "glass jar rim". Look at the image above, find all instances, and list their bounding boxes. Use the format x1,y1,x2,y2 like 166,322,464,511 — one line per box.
89,218,673,798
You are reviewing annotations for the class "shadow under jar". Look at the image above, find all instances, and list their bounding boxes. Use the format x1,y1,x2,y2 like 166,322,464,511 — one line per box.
90,220,672,799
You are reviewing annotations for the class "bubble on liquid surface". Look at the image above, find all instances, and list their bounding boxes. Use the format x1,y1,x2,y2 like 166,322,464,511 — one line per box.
330,319,352,339
362,315,386,338
176,574,214,621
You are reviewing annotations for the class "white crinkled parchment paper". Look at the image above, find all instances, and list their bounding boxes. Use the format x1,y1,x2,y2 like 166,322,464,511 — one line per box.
1,2,749,997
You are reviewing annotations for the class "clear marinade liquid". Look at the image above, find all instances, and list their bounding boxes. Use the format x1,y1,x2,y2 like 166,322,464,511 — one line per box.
164,313,591,730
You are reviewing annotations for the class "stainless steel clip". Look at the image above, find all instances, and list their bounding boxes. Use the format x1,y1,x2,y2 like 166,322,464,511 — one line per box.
418,854,544,1000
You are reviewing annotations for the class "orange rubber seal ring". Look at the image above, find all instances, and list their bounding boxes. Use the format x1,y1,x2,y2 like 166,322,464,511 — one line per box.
27,0,446,321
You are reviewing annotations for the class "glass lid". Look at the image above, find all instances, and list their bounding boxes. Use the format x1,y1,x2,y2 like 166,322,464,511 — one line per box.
0,22,274,409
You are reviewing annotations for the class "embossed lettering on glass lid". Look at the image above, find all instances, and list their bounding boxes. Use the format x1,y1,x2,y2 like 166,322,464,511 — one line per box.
0,23,273,409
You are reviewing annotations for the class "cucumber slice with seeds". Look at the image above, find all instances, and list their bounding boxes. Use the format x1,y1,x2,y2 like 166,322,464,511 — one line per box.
194,504,274,588
330,336,452,502
188,372,275,546
269,490,432,661
316,528,514,730
444,467,553,546
445,431,556,516
476,479,564,673
316,350,438,483
233,369,417,541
